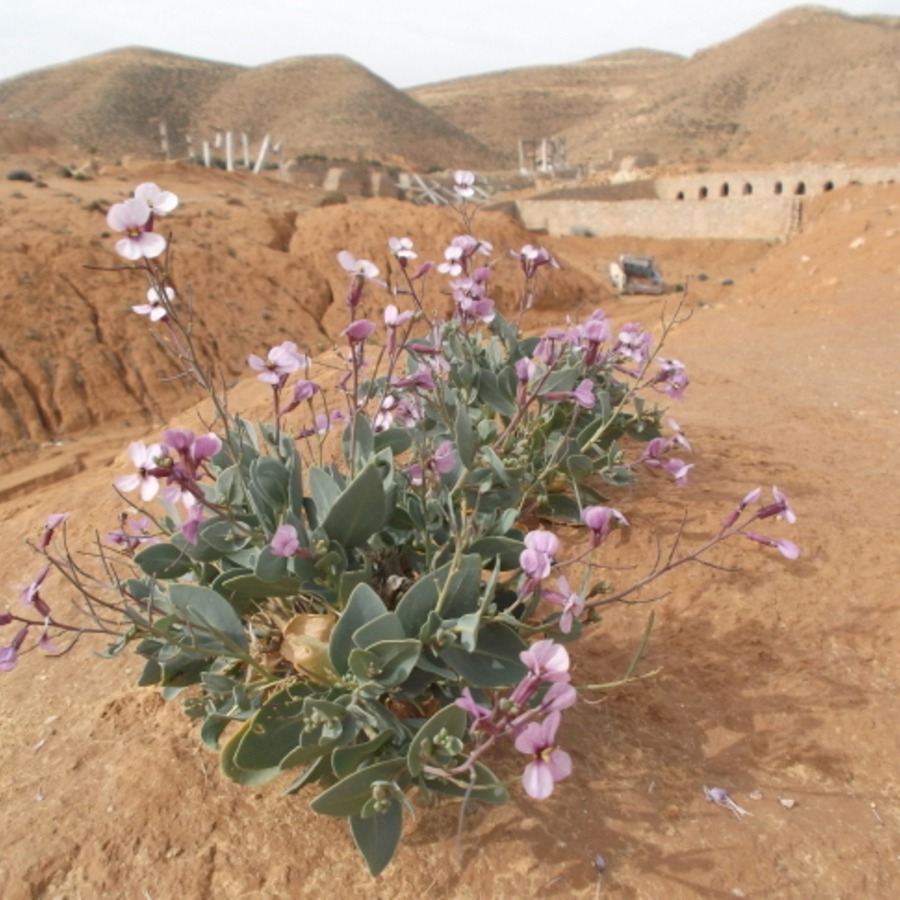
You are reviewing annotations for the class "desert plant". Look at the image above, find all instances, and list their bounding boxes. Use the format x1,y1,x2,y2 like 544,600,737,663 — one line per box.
1,174,799,875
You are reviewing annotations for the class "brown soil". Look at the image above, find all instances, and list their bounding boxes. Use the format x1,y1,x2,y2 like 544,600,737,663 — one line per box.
1,167,899,898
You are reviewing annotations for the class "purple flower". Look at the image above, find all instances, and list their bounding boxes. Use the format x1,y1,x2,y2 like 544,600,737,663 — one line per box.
520,530,560,582
614,323,654,366
652,358,689,401
115,442,164,502
337,251,379,280
758,486,797,524
181,505,206,546
19,564,50,610
744,531,801,560
455,687,493,727
133,182,178,216
704,785,753,819
427,440,455,475
388,237,417,265
41,512,69,549
248,341,307,386
384,304,413,329
453,169,476,199
515,244,559,278
191,433,222,463
106,198,167,260
341,319,377,344
0,626,29,673
519,639,570,683
437,235,492,276
133,285,174,321
543,576,584,634
581,505,628,547
514,711,573,799
271,524,301,558
571,379,596,410
391,369,435,392
540,680,577,713
662,457,694,487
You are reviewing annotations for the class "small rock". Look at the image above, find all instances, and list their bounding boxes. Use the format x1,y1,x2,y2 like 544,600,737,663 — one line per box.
779,797,797,809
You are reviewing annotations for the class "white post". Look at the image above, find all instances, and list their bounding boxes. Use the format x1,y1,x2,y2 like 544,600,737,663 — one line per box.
213,132,222,150
202,141,211,168
159,122,169,160
541,138,548,172
242,132,250,168
225,131,234,172
253,134,271,174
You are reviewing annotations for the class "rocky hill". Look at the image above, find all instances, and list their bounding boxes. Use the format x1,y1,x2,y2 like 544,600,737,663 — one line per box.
0,49,504,171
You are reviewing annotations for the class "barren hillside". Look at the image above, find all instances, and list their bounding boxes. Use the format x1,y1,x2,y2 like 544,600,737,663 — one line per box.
408,50,684,163
0,49,505,171
195,55,504,170
0,48,240,158
559,6,900,166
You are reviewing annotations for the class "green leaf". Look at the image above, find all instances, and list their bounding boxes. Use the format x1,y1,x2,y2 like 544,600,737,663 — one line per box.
229,687,310,772
168,583,249,654
134,543,193,579
309,466,342,523
251,456,290,510
321,461,386,549
220,721,281,786
353,612,407,649
423,763,509,805
348,639,422,691
255,545,289,582
342,413,375,470
330,583,388,675
374,427,413,456
467,536,524,569
407,704,466,777
310,758,405,817
197,519,250,554
350,800,403,876
438,622,527,687
394,554,482,634
332,731,394,779
477,369,517,418
454,403,476,469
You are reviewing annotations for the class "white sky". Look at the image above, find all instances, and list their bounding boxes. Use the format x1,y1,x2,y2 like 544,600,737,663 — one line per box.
2,1,898,88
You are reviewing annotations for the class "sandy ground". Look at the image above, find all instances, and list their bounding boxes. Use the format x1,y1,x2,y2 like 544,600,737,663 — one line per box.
1,168,899,898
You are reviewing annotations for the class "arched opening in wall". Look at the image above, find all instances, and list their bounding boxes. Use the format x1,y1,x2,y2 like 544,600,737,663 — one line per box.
720,183,730,197
698,186,708,199
795,182,806,195
742,183,753,195
774,181,783,195
823,181,834,192
676,191,685,200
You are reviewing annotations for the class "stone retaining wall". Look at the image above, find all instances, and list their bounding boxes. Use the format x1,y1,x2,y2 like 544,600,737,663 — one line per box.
517,164,899,240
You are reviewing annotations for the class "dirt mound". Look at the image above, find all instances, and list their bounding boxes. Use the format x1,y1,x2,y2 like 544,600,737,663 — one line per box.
0,164,600,469
1,179,899,896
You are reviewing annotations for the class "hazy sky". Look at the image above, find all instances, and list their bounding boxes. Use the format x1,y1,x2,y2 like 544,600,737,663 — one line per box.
3,1,898,88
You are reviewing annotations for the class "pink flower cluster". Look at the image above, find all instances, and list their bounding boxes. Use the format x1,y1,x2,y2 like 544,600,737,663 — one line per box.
106,183,178,261
114,428,222,544
456,639,576,799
